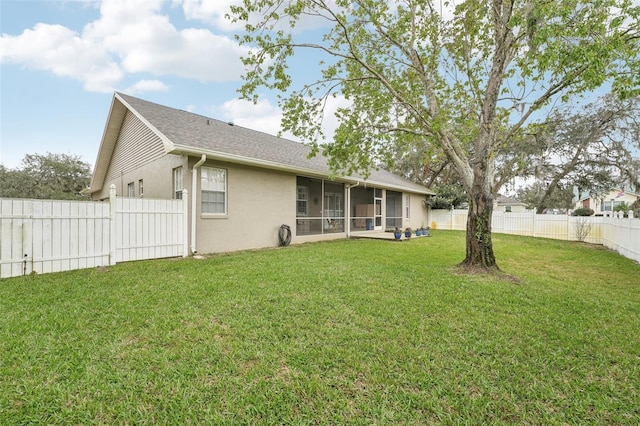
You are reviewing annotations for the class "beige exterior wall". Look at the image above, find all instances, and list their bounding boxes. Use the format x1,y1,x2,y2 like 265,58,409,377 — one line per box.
404,192,429,230
192,159,298,254
92,154,186,200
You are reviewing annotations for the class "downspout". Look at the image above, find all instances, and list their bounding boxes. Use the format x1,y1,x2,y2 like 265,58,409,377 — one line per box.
345,182,360,237
191,154,207,254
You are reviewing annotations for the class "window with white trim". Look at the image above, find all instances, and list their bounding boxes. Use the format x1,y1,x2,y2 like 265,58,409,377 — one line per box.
405,194,411,219
173,167,183,199
127,182,135,197
297,185,309,216
602,200,625,211
138,179,144,197
201,166,227,214
324,192,343,218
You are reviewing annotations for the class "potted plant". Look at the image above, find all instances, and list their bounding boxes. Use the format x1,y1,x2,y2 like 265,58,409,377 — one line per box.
404,227,412,238
416,227,422,236
394,227,402,240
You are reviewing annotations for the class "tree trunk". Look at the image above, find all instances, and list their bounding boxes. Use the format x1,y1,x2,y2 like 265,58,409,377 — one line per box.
460,182,499,271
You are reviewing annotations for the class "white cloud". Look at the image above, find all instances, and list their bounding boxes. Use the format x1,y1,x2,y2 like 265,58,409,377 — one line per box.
0,23,122,93
178,0,333,34
124,79,170,94
215,94,351,143
179,0,241,32
318,94,351,140
218,97,285,136
0,0,248,93
85,0,249,81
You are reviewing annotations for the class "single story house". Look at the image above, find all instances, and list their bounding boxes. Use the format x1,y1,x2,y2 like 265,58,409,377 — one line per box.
575,188,640,215
494,194,530,213
86,93,434,254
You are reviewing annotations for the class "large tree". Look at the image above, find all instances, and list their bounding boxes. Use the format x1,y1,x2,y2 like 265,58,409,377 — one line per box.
517,95,640,213
229,0,640,271
0,153,92,200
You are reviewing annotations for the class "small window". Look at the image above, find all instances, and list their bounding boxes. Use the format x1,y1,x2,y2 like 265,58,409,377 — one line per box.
201,166,226,214
602,200,624,211
173,167,183,200
505,205,512,213
138,179,144,197
127,182,135,197
405,195,410,219
297,186,308,216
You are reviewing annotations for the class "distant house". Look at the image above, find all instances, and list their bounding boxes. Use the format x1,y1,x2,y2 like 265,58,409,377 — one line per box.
86,93,434,254
494,194,529,213
575,188,640,215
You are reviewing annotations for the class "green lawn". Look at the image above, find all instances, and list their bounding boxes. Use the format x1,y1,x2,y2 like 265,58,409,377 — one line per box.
1,231,639,424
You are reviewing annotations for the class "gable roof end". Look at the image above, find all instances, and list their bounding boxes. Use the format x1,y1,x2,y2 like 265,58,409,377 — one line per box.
89,92,434,196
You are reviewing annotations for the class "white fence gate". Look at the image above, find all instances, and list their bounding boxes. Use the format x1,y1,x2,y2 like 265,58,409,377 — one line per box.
430,209,639,263
1,185,188,279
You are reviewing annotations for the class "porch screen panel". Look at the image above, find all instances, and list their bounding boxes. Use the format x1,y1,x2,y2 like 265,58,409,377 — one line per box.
386,190,402,229
350,187,375,231
296,177,323,236
296,177,345,235
324,182,345,233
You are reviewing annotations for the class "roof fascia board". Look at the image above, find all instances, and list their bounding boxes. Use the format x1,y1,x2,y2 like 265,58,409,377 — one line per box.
171,145,433,195
171,145,354,183
88,93,176,194
87,96,124,193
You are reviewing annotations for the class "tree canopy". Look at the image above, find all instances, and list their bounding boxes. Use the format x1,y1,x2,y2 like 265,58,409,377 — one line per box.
229,0,640,271
0,153,92,200
515,94,640,213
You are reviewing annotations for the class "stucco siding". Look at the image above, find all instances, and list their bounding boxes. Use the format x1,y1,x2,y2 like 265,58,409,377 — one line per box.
194,161,296,253
92,154,186,200
405,192,429,230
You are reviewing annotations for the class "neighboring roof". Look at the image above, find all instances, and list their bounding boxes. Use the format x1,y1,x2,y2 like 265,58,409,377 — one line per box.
495,194,528,206
89,92,434,195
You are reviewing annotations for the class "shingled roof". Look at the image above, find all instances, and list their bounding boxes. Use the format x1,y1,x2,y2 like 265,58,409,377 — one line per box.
91,92,434,195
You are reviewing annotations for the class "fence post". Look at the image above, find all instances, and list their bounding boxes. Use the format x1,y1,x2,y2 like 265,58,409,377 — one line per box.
450,208,454,230
109,184,117,265
182,189,189,257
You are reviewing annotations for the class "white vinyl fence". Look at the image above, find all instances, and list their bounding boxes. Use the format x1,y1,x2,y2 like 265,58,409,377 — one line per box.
602,214,640,264
430,209,640,263
1,185,188,279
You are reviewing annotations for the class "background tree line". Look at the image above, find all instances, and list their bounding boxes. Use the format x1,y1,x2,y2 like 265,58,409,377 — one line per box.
0,153,92,200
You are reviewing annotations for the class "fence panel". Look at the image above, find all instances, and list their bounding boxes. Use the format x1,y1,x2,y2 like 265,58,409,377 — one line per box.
1,190,187,279
0,199,112,278
603,217,640,263
533,214,568,241
115,197,185,263
501,212,535,236
430,209,639,263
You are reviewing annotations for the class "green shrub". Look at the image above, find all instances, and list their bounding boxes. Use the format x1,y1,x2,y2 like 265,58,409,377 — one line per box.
614,203,630,217
572,207,594,216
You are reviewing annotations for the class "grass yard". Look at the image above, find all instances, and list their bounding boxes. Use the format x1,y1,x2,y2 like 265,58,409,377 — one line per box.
1,231,639,424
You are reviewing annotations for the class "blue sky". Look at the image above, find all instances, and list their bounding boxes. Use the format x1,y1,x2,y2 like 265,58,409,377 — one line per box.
0,0,344,169
1,0,638,174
